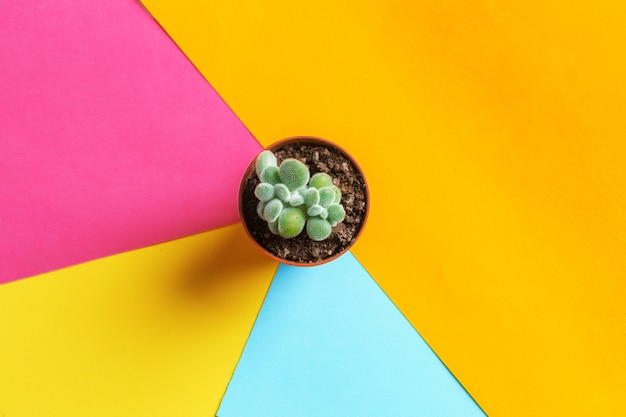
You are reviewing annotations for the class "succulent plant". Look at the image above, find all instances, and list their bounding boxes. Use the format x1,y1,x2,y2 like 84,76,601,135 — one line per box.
253,150,346,240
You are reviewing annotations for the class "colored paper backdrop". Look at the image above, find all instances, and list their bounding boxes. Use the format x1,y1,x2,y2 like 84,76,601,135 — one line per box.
1,1,275,415
0,224,276,416
0,0,260,283
140,1,626,415
2,0,625,415
218,253,485,417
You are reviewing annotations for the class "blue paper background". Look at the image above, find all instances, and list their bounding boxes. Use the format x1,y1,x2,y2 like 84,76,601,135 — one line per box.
218,252,485,416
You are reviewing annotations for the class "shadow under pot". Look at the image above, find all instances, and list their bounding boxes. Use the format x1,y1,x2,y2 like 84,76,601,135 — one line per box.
238,136,369,266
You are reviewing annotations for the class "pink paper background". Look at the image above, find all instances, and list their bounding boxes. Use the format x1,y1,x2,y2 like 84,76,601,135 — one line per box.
0,0,261,283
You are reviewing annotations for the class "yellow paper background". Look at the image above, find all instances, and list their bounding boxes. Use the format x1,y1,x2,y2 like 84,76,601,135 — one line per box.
141,1,626,415
0,225,276,416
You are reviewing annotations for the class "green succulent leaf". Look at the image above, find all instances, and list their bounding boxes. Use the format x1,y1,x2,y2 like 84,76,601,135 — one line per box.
309,172,332,189
274,183,290,202
318,186,335,208
256,201,266,221
307,204,323,217
330,185,342,204
303,187,320,207
254,182,275,202
278,207,306,238
279,159,310,191
268,219,279,235
327,203,345,225
289,190,304,206
260,165,281,185
306,217,332,241
263,198,283,223
255,150,277,178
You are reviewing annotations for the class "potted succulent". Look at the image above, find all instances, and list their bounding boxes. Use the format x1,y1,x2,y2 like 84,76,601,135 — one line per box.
239,136,369,266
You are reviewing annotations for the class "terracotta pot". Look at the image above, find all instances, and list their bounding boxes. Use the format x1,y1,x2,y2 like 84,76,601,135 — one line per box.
239,136,369,266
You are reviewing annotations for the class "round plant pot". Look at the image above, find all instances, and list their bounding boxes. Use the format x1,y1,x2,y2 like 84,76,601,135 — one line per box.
239,136,369,266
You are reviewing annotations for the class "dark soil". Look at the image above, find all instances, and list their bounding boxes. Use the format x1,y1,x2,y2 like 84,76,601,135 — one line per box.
240,139,368,265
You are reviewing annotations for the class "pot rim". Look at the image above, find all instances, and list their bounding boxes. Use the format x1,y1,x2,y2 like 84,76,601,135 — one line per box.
238,136,369,267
